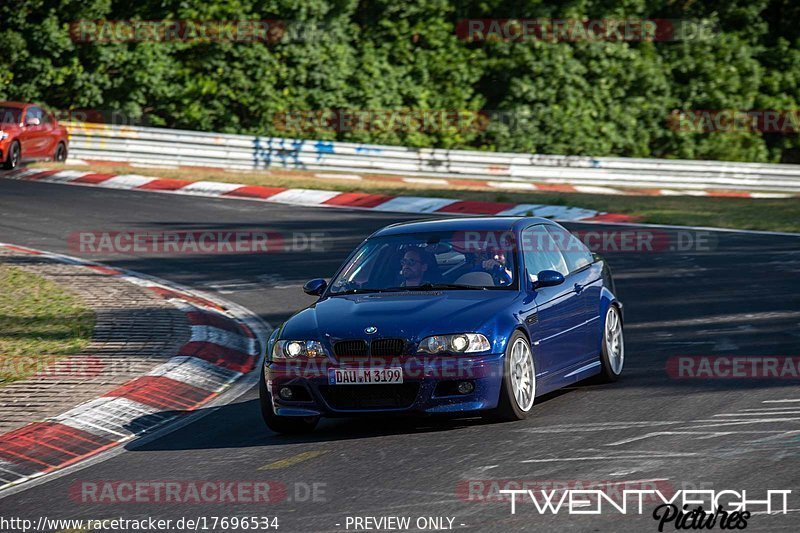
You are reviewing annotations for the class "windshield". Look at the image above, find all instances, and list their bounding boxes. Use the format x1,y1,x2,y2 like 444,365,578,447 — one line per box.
0,107,22,124
328,230,517,294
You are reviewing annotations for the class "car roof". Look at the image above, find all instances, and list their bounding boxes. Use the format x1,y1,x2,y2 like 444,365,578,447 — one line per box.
0,102,28,109
371,216,556,237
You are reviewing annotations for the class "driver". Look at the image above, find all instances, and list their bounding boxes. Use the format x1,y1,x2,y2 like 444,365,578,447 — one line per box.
400,248,429,287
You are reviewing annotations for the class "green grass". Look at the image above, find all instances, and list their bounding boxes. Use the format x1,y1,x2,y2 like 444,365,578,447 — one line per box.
0,264,94,386
32,163,800,233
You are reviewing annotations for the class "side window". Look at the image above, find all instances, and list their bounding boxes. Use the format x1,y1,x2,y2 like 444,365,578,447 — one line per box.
25,106,43,124
545,225,593,273
40,111,52,125
520,225,569,282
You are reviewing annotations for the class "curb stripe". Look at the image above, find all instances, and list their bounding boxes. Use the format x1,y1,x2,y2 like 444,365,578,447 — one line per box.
186,310,246,335
86,265,122,276
190,325,256,355
25,170,63,181
0,423,114,471
55,397,165,438
40,171,90,183
436,200,515,215
322,192,394,208
179,181,244,195
1,244,42,255
106,376,213,411
73,173,117,184
99,175,156,189
370,196,459,213
265,188,341,205
224,185,287,199
138,178,194,191
146,356,240,391
148,287,226,311
178,341,255,374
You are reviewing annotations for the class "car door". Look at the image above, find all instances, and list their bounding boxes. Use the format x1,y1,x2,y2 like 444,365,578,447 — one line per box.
19,106,46,160
519,224,586,379
545,225,602,365
38,110,57,157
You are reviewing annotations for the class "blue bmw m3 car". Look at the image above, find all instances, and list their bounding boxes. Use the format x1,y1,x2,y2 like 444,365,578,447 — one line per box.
260,217,624,433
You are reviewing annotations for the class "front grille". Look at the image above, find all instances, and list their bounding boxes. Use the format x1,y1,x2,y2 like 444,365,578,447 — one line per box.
319,384,419,410
370,338,405,357
333,338,405,358
333,340,368,358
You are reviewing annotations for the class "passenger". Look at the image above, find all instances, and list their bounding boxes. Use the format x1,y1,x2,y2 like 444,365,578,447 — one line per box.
470,248,513,285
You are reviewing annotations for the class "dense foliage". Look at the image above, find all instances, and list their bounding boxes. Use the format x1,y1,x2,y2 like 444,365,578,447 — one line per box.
2,0,798,162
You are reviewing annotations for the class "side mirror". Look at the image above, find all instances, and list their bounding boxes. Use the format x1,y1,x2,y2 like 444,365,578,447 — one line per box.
303,278,327,296
532,270,565,290
25,117,41,127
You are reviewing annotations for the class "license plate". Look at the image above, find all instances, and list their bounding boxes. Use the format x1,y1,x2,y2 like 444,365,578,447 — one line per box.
328,367,403,385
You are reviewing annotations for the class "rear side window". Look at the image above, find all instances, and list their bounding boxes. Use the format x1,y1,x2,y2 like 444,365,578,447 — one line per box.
520,225,569,281
26,106,43,123
545,225,593,273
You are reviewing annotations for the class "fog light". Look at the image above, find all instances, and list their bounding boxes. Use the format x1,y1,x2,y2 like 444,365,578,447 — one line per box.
457,381,474,394
278,386,294,400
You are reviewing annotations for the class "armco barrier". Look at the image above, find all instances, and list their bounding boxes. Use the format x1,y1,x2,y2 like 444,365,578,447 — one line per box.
66,122,800,193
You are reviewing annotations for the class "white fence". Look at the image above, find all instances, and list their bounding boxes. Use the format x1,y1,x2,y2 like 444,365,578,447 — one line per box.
66,122,800,193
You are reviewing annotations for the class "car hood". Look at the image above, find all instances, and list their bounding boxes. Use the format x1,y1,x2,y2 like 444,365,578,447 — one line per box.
0,123,21,134
280,290,519,343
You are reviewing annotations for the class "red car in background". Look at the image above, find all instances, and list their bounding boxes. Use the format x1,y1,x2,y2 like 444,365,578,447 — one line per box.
1,102,69,170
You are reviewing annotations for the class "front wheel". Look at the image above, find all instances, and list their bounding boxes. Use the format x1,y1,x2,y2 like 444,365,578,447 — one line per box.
2,141,20,170
259,371,319,434
599,305,624,381
493,332,536,421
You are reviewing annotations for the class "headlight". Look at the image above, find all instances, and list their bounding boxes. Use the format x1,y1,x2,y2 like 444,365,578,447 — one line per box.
272,340,327,359
418,333,491,354
0,131,8,141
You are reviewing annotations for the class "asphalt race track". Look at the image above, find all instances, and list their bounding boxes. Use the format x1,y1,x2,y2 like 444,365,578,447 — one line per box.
0,177,799,532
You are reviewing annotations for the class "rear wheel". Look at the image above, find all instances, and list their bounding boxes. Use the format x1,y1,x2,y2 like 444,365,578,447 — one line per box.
259,371,319,434
493,331,536,421
2,141,20,170
54,142,67,162
598,305,624,381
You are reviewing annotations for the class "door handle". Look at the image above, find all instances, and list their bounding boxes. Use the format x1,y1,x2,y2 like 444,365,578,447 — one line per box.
574,283,583,294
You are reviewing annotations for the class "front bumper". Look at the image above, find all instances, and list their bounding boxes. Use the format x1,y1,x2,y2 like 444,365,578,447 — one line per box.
263,353,504,417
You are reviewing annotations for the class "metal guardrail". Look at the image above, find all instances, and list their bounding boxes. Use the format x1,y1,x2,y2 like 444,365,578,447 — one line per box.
66,122,800,192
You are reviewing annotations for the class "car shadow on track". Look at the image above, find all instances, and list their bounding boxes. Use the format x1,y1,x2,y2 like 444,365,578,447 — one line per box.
126,388,575,452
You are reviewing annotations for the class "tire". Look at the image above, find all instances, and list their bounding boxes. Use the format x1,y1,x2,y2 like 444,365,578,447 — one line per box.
598,304,624,382
54,142,67,162
259,370,319,434
2,141,20,170
493,331,536,421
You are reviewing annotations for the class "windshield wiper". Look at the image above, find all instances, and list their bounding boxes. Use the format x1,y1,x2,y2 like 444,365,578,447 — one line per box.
332,283,489,295
413,282,485,290
331,287,410,295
